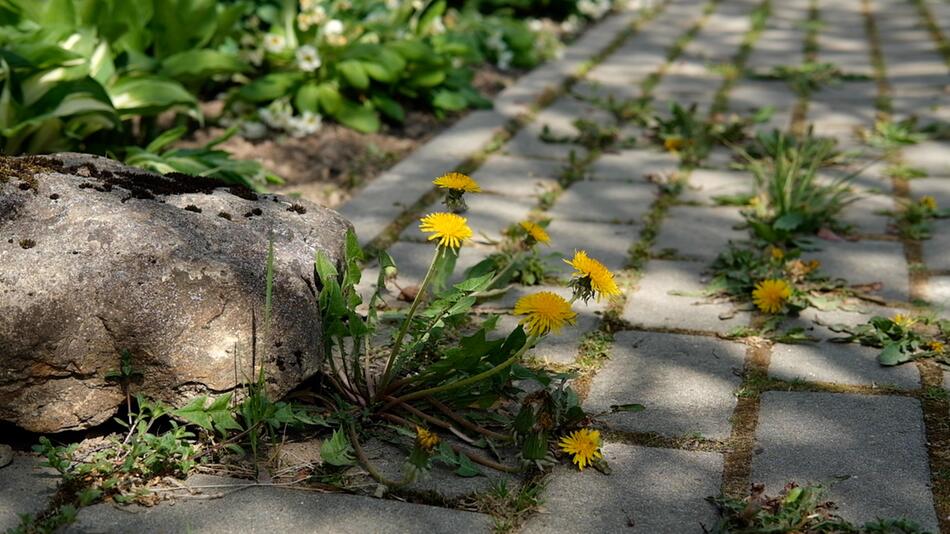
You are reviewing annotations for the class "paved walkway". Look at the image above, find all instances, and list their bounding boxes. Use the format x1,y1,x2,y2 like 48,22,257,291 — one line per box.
4,0,949,532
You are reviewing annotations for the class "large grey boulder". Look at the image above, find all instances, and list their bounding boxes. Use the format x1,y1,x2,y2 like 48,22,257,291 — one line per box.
0,153,350,433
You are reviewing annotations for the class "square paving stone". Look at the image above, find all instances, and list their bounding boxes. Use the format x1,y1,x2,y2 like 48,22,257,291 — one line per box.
387,241,486,287
753,392,938,531
653,206,745,261
472,155,561,197
0,454,58,532
504,125,586,160
549,180,655,223
589,150,680,181
70,483,493,533
544,220,639,275
926,275,950,317
901,141,950,176
910,177,950,210
585,331,746,439
522,443,723,534
838,193,894,235
812,240,910,302
923,219,950,271
623,260,752,334
769,341,920,389
679,169,753,204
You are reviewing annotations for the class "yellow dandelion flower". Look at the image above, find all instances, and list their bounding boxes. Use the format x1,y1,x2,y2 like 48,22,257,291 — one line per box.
559,428,603,471
416,426,439,451
929,340,946,353
921,195,938,211
433,172,481,193
514,291,577,336
752,279,792,314
519,220,550,245
419,212,473,249
664,137,685,152
806,259,821,272
892,314,915,328
564,250,621,301
769,246,785,261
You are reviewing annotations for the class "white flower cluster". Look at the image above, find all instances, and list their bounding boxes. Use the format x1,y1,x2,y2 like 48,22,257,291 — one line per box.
257,99,323,138
485,31,513,70
577,0,611,19
297,1,327,32
322,19,346,46
295,44,322,71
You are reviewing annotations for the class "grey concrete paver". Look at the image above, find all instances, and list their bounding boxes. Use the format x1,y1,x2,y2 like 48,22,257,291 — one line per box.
589,150,680,181
753,392,939,531
0,454,58,532
653,206,746,260
523,443,723,534
585,331,746,440
70,482,493,533
768,341,920,389
624,259,752,334
545,220,639,274
549,180,655,223
678,169,753,204
812,240,910,302
471,155,561,197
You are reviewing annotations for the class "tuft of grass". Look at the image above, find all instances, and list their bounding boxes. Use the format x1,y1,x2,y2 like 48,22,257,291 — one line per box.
474,478,547,534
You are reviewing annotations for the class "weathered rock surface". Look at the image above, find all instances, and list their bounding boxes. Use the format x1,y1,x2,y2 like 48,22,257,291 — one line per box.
0,154,350,433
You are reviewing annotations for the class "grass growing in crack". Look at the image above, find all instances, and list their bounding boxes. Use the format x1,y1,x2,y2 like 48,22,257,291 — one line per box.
474,478,547,533
860,118,928,151
707,482,931,533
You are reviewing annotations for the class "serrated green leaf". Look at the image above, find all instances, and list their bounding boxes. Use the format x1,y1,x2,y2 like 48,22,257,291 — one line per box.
320,429,355,466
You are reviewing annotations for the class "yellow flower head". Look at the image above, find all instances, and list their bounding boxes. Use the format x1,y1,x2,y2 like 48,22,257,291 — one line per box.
752,279,792,314
664,137,685,152
565,250,621,302
892,313,915,328
559,428,603,471
519,220,550,246
769,246,785,261
930,340,946,353
416,426,439,451
806,259,821,272
419,212,473,249
920,195,938,211
433,172,481,193
514,291,577,336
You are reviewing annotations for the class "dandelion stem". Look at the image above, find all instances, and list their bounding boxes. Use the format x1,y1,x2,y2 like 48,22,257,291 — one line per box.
378,246,444,396
388,334,539,406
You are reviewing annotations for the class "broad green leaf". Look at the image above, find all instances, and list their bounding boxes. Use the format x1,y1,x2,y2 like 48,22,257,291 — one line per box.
315,249,339,282
877,342,909,366
316,83,344,114
161,50,248,81
145,126,188,153
410,68,446,88
109,76,197,116
338,60,369,90
171,395,213,429
333,102,380,133
455,453,483,477
294,83,321,113
237,72,303,102
371,94,405,123
388,40,429,61
362,60,395,83
773,212,804,231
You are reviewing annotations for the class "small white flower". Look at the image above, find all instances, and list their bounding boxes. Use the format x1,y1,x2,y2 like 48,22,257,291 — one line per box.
430,17,446,34
287,112,323,137
411,0,424,10
323,19,344,37
386,0,400,8
241,121,268,139
299,0,317,10
259,99,293,130
295,45,322,71
560,15,580,33
263,33,287,53
527,19,544,32
297,12,314,31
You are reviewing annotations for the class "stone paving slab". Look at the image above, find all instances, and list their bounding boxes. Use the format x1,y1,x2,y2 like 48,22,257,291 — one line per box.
812,240,910,303
588,150,680,181
69,482,493,534
768,341,920,389
653,206,745,260
678,169,753,205
586,331,746,440
923,219,950,272
522,443,723,534
926,276,950,317
780,304,902,340
386,241,485,287
471,155,561,197
838,193,894,235
624,259,752,334
549,180,655,223
901,141,950,176
0,454,58,531
753,392,938,531
544,220,639,274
